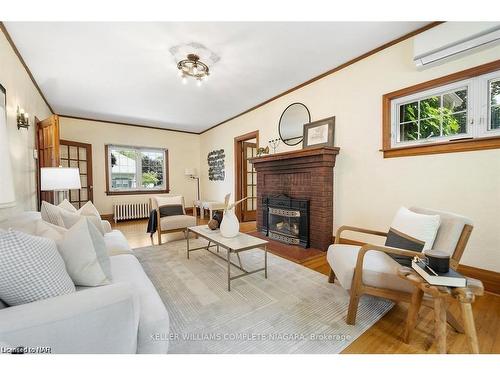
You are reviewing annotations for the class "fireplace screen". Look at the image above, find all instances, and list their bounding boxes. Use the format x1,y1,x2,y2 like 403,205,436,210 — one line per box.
268,208,301,244
262,194,309,247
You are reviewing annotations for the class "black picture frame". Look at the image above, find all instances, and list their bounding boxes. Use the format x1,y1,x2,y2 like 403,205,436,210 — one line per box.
302,116,335,149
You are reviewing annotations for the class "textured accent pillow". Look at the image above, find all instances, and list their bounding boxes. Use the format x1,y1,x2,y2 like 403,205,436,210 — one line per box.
385,207,441,266
41,201,65,227
159,204,184,217
58,199,77,213
77,200,101,219
55,218,112,286
0,230,75,306
59,209,106,235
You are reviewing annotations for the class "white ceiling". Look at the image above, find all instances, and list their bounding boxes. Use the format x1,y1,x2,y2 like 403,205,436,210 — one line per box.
5,22,429,133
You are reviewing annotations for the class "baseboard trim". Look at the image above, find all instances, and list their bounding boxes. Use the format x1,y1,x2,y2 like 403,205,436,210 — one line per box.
331,235,500,295
457,265,500,296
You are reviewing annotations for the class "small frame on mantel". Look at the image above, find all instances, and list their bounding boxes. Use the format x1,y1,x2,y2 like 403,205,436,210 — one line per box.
302,116,335,149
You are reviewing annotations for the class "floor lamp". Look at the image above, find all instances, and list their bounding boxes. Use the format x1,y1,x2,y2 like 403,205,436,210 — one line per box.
185,168,200,201
41,167,82,205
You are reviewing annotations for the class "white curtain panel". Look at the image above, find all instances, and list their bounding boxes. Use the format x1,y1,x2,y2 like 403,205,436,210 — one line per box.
0,87,16,208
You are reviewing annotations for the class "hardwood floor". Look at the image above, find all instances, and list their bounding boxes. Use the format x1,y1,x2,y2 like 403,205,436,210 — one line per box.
113,218,500,354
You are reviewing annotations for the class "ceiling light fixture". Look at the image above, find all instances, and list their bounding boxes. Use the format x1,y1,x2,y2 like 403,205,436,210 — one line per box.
177,54,209,86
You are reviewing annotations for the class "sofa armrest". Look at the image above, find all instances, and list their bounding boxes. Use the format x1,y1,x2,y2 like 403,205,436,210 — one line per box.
101,219,113,233
0,283,140,354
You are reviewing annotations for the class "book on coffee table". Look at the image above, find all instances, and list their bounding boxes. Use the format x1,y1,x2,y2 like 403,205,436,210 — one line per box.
411,259,467,288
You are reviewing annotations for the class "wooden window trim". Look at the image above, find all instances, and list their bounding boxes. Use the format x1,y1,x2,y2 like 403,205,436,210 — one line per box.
105,145,170,196
382,59,500,158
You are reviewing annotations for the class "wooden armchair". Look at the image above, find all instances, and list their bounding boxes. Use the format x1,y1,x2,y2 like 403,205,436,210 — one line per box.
327,207,473,325
150,195,197,245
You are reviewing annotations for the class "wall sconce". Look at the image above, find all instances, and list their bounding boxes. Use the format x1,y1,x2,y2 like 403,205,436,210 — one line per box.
17,106,30,130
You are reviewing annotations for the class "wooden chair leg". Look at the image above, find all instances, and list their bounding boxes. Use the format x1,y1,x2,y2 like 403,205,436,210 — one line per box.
460,302,479,354
328,268,335,283
157,231,162,245
346,290,361,325
433,297,447,354
403,288,424,344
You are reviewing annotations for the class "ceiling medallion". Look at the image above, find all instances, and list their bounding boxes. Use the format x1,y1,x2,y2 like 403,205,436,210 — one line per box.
177,53,210,86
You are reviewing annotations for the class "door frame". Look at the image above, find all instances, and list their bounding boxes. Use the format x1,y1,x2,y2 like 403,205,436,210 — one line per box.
60,139,94,205
234,130,259,221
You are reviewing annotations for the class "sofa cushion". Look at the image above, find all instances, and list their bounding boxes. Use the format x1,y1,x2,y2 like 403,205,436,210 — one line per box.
327,244,414,293
110,254,169,354
41,201,65,227
57,218,112,286
0,230,75,306
58,199,77,213
160,215,196,231
59,209,106,235
78,201,101,219
104,230,134,256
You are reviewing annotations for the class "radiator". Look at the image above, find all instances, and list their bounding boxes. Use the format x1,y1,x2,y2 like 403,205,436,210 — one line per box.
113,201,151,223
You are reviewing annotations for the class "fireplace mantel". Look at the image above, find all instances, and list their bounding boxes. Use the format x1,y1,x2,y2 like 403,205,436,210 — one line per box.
249,146,340,167
250,146,340,251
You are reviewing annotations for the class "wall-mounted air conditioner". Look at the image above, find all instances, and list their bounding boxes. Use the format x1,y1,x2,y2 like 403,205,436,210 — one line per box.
414,22,500,68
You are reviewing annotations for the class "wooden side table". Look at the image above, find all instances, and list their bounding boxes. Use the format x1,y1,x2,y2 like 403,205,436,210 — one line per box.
398,267,484,354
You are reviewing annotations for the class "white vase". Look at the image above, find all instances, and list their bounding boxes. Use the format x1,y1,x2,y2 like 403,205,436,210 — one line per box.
220,208,240,238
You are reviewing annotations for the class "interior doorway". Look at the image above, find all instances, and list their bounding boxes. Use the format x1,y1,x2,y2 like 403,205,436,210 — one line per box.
59,140,93,209
234,130,259,222
36,115,60,208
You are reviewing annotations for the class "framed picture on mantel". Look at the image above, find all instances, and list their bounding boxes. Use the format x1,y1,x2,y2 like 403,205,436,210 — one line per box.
302,116,335,149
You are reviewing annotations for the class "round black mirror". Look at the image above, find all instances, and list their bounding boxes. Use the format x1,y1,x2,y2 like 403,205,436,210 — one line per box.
278,103,311,146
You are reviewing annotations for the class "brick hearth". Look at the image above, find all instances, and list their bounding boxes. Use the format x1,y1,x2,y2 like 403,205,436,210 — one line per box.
250,146,340,251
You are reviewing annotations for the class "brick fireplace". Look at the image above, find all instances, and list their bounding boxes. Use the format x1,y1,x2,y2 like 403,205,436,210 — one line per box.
250,146,340,251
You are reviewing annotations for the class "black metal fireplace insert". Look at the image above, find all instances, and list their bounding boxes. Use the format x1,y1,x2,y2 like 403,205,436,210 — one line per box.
262,194,309,248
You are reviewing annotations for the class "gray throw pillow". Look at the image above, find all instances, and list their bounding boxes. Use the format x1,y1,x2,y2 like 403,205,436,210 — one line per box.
0,230,75,306
159,204,184,217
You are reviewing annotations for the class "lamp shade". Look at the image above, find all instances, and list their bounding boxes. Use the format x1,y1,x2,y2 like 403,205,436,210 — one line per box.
0,88,15,208
41,167,81,191
185,168,197,176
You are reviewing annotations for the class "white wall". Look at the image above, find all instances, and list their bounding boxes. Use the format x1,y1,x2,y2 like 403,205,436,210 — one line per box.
0,30,52,218
199,38,500,272
59,117,201,215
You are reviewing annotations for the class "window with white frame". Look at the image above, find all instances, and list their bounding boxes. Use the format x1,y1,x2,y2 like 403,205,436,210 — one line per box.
391,69,500,148
107,145,167,192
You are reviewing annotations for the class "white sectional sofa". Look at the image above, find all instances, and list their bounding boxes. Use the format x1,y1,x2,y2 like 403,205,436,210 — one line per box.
0,212,169,354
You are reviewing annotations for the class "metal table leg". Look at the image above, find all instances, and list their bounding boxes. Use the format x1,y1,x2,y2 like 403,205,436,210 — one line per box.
264,245,268,279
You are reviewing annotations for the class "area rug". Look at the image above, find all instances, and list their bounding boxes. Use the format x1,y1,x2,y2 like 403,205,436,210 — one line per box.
134,239,394,354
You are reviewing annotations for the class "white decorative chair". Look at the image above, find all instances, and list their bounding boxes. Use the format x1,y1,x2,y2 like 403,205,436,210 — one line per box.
150,195,196,245
327,207,473,325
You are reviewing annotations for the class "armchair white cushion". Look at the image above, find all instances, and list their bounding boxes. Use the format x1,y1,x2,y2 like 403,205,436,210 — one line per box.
150,194,196,244
327,244,414,293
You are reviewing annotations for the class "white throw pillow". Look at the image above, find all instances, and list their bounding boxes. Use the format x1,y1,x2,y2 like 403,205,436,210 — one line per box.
59,209,106,235
40,201,65,227
58,199,77,213
389,207,441,251
77,200,101,219
54,218,112,286
0,230,75,306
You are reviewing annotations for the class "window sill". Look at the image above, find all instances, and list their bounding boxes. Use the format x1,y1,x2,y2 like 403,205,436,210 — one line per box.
381,136,500,158
105,189,170,196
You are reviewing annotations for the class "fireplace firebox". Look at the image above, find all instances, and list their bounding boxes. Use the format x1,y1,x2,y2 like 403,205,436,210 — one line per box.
262,194,309,248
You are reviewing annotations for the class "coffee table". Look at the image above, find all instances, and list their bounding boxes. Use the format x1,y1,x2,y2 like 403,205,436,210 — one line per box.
187,225,269,291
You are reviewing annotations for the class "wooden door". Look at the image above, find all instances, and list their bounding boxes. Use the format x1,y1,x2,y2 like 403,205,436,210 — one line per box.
241,141,257,221
60,140,93,209
36,115,60,207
